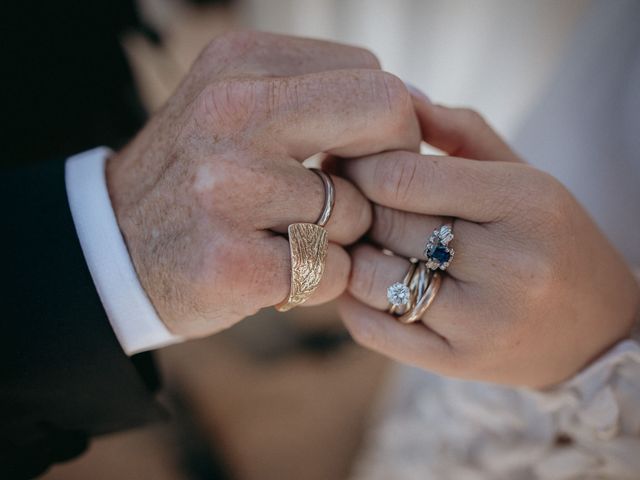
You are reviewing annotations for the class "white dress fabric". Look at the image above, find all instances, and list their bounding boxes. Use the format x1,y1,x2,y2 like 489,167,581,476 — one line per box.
351,338,640,480
349,2,640,479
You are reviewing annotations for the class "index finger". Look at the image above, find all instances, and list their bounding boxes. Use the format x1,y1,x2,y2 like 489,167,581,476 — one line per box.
342,151,536,222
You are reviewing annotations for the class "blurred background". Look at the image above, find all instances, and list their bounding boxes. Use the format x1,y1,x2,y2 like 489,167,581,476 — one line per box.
29,0,636,479
126,0,588,138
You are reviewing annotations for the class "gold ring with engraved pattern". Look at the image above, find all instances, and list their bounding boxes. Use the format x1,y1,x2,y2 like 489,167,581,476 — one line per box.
275,169,334,312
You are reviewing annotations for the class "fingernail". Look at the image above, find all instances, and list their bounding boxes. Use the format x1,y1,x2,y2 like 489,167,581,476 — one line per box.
405,82,431,104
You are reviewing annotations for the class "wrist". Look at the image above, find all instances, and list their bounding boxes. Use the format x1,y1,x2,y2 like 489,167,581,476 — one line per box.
66,148,182,353
104,150,153,315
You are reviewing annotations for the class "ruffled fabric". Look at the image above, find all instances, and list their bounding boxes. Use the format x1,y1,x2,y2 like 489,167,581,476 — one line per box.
350,338,640,480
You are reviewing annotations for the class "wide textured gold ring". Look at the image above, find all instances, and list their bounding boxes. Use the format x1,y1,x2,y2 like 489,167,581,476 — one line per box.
275,169,335,312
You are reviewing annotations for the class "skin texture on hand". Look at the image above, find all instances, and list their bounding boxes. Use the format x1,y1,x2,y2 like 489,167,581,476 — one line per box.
339,96,640,388
106,31,421,338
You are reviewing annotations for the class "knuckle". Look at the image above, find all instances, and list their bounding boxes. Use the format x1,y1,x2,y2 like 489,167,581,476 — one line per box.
378,72,413,117
194,79,261,134
476,164,537,222
452,108,491,146
458,107,486,128
204,30,259,58
373,152,426,205
263,76,303,119
357,47,382,69
449,107,493,151
508,167,572,233
383,79,417,141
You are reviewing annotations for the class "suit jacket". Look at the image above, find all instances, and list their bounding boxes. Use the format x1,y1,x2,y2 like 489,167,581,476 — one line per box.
1,1,164,477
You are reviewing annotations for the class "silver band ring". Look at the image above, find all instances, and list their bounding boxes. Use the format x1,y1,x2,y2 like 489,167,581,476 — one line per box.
310,168,335,227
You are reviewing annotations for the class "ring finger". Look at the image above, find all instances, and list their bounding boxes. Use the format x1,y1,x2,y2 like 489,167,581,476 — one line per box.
347,243,467,339
369,204,488,281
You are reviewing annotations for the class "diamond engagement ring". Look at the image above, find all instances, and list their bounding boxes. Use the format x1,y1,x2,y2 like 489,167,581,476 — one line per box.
387,260,439,323
387,261,418,314
387,282,410,307
424,223,455,271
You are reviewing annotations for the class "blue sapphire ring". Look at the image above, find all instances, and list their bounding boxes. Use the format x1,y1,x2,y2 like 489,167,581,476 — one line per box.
424,223,455,271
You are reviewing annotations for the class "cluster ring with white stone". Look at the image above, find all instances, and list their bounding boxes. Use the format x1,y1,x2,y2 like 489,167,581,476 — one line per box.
424,223,455,271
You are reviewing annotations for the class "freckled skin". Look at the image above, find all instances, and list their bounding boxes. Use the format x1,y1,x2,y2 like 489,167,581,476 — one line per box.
106,31,420,339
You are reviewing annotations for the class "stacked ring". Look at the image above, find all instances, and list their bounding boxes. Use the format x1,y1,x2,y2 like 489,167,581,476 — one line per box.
386,222,454,324
387,261,434,323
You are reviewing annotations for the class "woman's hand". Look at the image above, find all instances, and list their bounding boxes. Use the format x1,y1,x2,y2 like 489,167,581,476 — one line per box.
107,32,421,338
339,97,640,388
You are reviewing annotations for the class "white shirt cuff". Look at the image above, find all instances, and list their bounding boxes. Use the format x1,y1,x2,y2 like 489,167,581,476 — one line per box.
65,147,183,355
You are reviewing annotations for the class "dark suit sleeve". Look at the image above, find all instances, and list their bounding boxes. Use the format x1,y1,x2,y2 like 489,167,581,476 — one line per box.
0,158,166,479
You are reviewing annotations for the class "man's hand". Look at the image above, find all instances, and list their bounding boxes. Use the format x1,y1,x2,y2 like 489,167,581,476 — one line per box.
107,31,421,338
